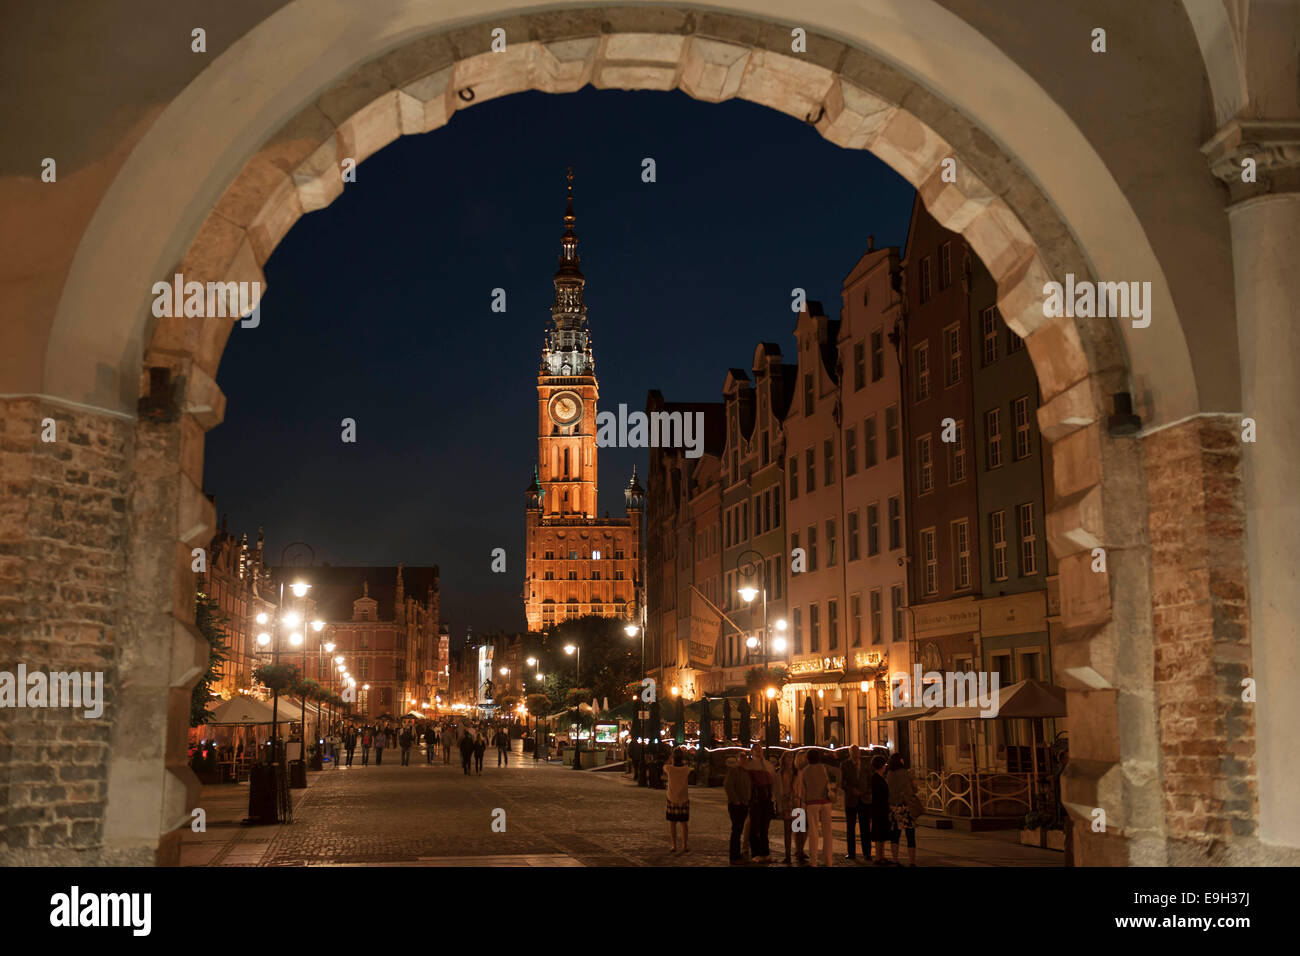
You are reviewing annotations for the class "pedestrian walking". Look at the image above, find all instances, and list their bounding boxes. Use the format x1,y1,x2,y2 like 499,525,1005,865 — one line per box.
745,742,776,864
724,755,752,865
887,753,921,866
443,726,455,765
360,728,372,767
343,728,357,768
423,725,436,764
374,729,387,766
664,747,691,853
775,750,800,864
458,729,474,776
473,731,486,774
495,728,510,766
399,727,414,765
799,749,835,867
840,745,869,861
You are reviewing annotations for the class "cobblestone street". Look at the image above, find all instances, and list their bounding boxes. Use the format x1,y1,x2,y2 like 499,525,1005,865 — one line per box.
180,744,1062,867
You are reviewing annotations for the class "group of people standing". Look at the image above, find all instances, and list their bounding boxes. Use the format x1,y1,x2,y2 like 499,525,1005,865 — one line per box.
328,719,514,773
666,743,922,865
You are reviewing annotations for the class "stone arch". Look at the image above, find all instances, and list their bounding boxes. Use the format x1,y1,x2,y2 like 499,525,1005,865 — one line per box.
26,2,1238,866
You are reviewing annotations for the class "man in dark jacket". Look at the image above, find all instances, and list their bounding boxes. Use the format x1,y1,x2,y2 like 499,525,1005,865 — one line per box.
343,729,357,768
399,727,414,765
458,730,475,776
495,729,510,766
724,757,752,864
840,745,870,861
423,725,436,764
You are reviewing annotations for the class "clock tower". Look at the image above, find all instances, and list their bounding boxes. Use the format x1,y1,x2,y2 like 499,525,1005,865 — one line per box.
536,168,598,519
523,170,642,632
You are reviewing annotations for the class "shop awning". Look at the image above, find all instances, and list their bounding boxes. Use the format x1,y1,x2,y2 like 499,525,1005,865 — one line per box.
204,697,294,725
868,705,937,722
917,679,1067,721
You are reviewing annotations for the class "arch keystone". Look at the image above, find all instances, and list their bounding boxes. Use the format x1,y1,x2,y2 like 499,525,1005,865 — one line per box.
536,38,599,93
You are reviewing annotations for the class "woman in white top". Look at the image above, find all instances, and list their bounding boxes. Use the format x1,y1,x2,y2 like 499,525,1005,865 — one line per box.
664,747,692,853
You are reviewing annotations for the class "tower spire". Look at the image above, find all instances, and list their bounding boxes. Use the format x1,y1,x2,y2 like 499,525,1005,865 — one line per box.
542,166,593,377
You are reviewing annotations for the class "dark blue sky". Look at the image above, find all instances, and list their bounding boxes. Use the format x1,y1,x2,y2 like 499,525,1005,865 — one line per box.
204,86,914,635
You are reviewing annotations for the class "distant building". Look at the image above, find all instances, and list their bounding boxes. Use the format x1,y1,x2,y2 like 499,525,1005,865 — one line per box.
199,515,274,698
297,564,439,721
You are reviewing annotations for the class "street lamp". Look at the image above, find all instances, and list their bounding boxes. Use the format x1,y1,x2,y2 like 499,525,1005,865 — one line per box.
736,549,773,741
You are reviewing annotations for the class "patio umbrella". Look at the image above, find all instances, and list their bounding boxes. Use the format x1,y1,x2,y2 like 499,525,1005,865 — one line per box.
766,703,780,746
738,700,751,744
699,697,714,748
673,695,686,746
722,698,733,742
802,697,816,745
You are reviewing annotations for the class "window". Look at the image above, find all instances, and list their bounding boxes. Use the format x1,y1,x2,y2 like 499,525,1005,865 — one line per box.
567,570,577,580
1008,327,1025,353
544,570,554,580
753,494,762,535
725,510,732,548
1014,397,1032,460
921,529,938,595
790,530,800,573
917,435,934,495
919,256,933,304
943,324,962,387
544,550,554,560
805,448,816,492
986,408,1003,469
940,242,952,289
853,341,866,390
863,415,878,468
991,510,1008,581
885,405,899,458
788,455,799,499
1019,503,1038,575
772,490,780,529
847,510,861,561
867,503,880,557
741,501,749,541
793,607,803,654
359,657,370,678
913,343,930,401
823,438,835,486
804,373,815,416
809,602,821,652
761,431,770,466
952,519,971,590
870,589,883,645
891,585,904,642
807,525,818,571
870,329,884,382
888,496,902,551
844,425,858,476
981,307,999,366
948,420,966,484
825,518,838,567
764,490,773,534
827,598,839,650
850,593,863,647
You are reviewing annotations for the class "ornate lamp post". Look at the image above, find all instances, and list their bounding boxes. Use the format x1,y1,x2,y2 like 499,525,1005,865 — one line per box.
736,549,771,740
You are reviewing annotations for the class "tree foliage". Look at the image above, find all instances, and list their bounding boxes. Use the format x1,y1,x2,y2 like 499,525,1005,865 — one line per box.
191,592,230,727
536,614,641,711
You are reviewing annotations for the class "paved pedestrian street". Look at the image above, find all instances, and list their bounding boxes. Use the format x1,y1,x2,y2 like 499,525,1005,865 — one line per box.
180,744,1062,867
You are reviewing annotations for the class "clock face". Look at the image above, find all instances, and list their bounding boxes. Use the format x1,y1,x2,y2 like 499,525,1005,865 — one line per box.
549,391,582,425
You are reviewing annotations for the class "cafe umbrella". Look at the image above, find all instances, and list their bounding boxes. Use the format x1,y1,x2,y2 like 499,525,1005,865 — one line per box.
699,696,714,748
722,698,733,743
803,697,816,745
766,702,780,746
673,695,686,746
738,699,752,744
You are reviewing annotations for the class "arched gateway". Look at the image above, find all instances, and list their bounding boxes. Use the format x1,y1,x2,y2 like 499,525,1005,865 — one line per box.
1,0,1297,866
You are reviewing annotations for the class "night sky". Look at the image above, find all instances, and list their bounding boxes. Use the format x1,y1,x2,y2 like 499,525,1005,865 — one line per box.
204,86,915,635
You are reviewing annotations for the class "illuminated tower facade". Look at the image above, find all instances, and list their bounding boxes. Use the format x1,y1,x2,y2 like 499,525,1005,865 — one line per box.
524,170,643,632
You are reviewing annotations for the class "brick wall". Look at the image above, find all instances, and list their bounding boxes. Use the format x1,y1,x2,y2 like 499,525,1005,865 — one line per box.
1145,417,1256,855
0,397,132,863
